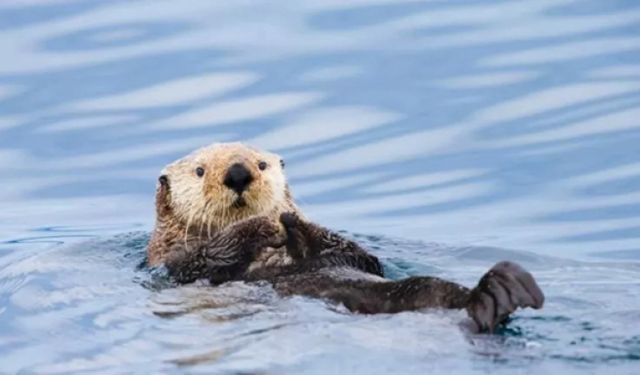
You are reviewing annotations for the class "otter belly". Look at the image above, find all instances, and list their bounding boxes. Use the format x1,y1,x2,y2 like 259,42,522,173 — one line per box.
247,245,293,272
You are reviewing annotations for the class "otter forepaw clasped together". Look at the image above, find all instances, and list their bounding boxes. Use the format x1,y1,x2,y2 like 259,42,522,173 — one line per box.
147,142,544,335
165,215,285,285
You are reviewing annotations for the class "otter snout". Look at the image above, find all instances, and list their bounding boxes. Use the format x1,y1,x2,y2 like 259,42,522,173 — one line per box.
224,163,253,194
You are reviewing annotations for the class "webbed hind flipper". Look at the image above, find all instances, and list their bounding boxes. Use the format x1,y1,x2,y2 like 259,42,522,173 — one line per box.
466,261,544,333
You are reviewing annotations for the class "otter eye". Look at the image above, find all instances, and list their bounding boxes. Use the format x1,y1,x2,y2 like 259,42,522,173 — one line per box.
195,167,205,177
280,159,285,168
258,161,268,171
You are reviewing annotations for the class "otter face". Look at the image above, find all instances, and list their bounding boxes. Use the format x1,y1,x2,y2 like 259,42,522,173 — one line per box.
160,142,288,231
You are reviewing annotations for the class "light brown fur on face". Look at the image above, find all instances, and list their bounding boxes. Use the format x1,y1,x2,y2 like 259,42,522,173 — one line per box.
147,142,300,266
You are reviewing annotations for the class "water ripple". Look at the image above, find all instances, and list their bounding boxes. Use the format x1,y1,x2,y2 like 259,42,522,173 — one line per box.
1,0,639,373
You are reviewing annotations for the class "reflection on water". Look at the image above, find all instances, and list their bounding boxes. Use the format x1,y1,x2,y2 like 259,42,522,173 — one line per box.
0,0,639,373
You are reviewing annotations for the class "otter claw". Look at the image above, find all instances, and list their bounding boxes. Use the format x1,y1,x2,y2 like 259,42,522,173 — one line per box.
467,261,544,333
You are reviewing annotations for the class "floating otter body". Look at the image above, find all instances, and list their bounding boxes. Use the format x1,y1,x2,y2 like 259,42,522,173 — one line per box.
147,142,544,333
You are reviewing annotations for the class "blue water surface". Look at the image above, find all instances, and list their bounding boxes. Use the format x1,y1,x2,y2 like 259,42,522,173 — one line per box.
0,0,639,374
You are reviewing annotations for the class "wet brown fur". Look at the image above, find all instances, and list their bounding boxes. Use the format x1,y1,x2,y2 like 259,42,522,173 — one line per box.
148,142,545,333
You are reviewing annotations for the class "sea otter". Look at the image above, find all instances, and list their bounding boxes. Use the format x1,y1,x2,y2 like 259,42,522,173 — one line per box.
147,142,544,333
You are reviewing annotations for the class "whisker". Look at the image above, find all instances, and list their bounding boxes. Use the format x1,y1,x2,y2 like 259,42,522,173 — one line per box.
207,201,214,240
184,210,195,251
198,212,205,238
204,200,213,240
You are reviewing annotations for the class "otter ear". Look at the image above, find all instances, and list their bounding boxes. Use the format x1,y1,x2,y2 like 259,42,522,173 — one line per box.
158,175,169,187
156,175,172,216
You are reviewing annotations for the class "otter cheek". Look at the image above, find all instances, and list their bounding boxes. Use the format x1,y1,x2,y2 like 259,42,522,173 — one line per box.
269,179,285,204
221,189,237,208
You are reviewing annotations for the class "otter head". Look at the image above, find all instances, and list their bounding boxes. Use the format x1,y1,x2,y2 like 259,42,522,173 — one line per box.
157,142,291,232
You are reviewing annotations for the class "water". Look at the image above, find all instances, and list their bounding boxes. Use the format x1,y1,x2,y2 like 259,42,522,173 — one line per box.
1,0,639,373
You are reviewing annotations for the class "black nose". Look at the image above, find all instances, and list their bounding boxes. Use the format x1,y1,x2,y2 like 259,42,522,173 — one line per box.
223,163,253,194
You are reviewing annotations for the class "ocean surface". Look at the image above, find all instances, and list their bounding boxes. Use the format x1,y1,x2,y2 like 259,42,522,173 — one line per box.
1,0,639,374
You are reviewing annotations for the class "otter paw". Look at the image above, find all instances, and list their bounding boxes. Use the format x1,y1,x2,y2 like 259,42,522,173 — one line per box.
279,212,310,259
279,212,300,228
237,216,286,249
466,261,544,333
164,248,186,271
164,247,207,284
